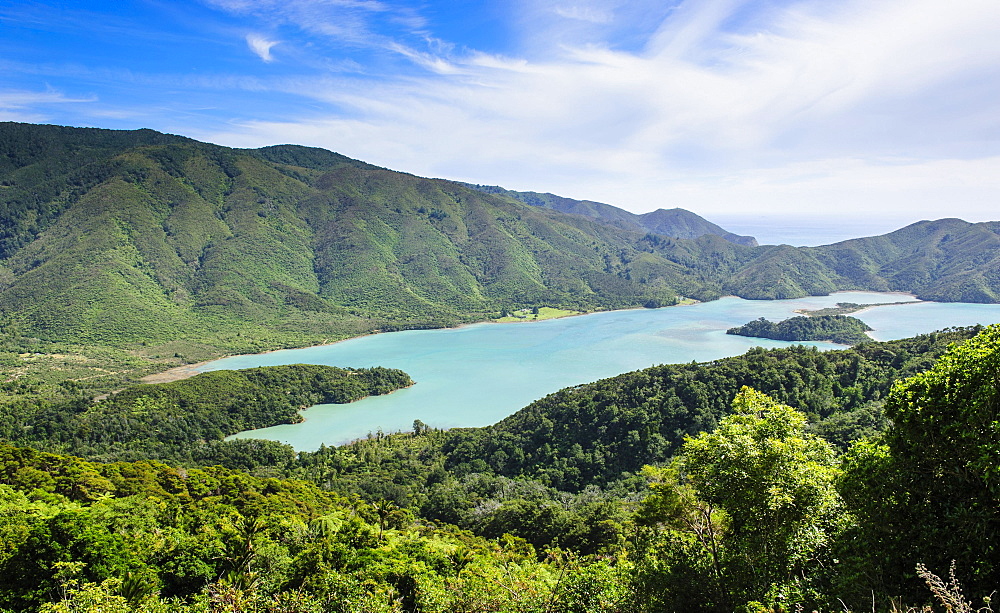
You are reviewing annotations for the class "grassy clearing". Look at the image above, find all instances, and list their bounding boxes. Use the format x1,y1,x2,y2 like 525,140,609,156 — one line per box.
494,306,583,322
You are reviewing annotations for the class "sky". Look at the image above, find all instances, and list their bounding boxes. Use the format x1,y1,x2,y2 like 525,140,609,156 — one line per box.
2,0,999,232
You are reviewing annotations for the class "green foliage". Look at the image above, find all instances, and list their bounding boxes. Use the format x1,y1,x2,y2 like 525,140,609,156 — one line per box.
727,315,874,345
632,389,842,612
0,441,630,612
632,464,728,610
838,324,1000,605
0,364,412,465
680,388,841,607
289,432,632,556
0,123,997,362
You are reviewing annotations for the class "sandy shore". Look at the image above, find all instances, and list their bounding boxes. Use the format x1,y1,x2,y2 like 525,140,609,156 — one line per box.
140,361,213,384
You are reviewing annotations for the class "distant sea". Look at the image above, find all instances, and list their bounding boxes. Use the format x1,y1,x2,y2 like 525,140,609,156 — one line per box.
711,215,918,247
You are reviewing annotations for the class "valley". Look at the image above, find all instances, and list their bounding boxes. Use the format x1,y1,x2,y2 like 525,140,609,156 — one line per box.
0,122,999,612
2,122,999,377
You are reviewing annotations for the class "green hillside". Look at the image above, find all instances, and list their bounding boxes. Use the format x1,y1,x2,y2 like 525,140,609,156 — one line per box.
466,183,759,246
0,123,710,355
0,363,412,464
810,218,1000,302
1,122,998,364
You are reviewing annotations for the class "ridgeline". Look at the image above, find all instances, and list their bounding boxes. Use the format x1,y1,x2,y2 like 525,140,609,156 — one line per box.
0,122,998,367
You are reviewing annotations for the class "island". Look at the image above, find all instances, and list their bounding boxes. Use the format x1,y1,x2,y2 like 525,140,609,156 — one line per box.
796,300,917,317
726,314,874,345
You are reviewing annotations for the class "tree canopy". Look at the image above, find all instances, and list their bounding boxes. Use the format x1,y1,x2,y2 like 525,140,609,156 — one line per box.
839,323,1000,601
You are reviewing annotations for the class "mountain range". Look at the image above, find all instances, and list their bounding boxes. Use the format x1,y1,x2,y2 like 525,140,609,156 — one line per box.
463,184,758,246
1,122,998,356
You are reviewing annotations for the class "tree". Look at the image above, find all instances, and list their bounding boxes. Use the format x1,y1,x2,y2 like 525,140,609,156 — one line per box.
839,324,1000,603
678,387,842,607
411,419,429,436
634,464,729,611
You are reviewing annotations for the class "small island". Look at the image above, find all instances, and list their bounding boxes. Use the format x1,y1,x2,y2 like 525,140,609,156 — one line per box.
727,314,874,345
796,300,917,317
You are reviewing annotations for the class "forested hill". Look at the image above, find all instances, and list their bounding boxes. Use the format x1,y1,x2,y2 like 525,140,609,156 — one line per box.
807,217,1000,302
464,183,759,246
428,327,974,491
1,122,998,357
727,315,873,345
0,363,412,464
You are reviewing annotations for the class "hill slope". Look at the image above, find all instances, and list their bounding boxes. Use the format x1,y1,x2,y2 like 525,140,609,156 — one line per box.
0,123,699,350
809,218,1000,302
0,122,998,356
466,183,759,246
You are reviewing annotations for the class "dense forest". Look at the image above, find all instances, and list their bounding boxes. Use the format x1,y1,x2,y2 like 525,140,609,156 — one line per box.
0,442,624,613
0,364,412,465
726,315,874,344
1,325,998,611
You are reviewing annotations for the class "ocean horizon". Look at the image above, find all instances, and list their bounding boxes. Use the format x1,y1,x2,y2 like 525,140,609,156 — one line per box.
710,214,927,247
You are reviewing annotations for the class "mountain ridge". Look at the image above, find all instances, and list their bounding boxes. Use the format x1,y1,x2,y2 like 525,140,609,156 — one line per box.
464,183,759,246
0,122,997,358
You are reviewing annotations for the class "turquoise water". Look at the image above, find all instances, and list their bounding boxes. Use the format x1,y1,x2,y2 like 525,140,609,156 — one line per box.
204,292,1000,450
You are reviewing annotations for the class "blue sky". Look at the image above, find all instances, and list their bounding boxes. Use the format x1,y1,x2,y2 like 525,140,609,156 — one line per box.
2,0,999,226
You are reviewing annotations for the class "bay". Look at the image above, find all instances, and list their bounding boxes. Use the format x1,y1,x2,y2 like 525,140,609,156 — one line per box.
203,292,1000,450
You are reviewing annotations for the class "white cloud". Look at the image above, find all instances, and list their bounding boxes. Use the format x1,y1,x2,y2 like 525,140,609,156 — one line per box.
208,0,397,48
551,4,614,24
199,0,1000,222
0,88,96,122
246,34,279,62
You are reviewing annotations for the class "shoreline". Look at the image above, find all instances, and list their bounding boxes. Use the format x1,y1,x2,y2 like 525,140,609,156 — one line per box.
140,360,216,384
792,292,919,317
224,380,417,445
139,291,907,386
140,301,701,385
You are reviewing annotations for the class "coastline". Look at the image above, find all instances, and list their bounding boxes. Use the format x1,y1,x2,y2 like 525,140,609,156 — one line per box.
140,360,216,384
139,292,898,386
792,291,919,316
140,300,702,385
225,380,417,443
